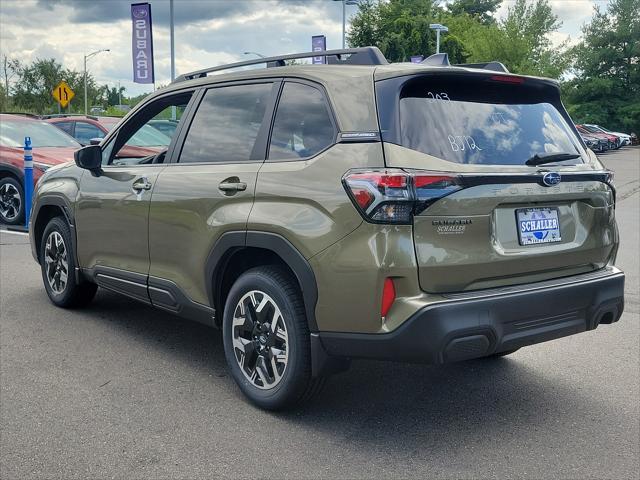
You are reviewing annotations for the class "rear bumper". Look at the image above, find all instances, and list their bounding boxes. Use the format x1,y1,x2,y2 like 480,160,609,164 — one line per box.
313,267,624,371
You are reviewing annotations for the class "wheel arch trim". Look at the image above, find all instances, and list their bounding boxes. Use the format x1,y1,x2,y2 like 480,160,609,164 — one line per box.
205,231,319,332
31,195,76,268
0,164,24,181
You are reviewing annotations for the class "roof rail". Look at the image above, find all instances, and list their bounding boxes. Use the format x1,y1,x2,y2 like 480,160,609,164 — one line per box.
455,61,509,73
173,46,389,83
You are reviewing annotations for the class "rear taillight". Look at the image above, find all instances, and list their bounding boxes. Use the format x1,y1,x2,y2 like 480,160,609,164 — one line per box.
343,169,462,224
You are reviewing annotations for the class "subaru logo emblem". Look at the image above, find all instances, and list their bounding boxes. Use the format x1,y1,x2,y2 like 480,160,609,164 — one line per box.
542,172,561,187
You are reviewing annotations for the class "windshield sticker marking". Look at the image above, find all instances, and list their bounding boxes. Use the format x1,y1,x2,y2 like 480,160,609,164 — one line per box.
426,92,450,103
448,135,482,152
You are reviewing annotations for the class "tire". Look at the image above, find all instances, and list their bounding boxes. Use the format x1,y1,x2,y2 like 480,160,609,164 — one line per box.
40,216,97,308
0,176,24,225
222,265,324,410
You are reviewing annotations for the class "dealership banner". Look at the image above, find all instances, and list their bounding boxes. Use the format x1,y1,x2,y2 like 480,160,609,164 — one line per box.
131,3,155,84
312,35,327,64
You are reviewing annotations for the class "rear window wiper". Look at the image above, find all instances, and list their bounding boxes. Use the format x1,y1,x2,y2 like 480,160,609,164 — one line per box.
525,152,581,166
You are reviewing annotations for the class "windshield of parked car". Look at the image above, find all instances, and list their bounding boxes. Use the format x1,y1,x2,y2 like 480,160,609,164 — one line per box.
393,76,584,165
0,119,81,148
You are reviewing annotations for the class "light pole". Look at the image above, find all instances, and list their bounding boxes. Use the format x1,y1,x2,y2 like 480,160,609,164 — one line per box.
429,24,448,54
84,49,109,115
244,51,266,58
333,0,359,49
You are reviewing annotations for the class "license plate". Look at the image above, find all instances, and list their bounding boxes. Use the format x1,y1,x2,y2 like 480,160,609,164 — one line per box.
516,207,561,245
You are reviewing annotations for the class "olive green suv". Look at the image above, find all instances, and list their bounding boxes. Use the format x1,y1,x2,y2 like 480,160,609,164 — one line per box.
29,47,625,410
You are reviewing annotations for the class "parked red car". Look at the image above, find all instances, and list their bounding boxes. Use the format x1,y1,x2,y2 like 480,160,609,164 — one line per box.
576,124,620,150
44,115,170,158
0,114,81,225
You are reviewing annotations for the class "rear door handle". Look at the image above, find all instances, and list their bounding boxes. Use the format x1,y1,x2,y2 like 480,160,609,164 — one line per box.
218,180,247,192
132,177,153,192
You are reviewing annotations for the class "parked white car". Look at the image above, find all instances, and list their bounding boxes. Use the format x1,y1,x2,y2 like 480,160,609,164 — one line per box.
585,124,632,146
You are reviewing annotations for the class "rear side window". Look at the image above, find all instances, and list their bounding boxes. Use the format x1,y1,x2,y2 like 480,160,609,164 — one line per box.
55,121,74,136
180,83,272,164
268,82,335,160
380,75,584,166
75,122,105,144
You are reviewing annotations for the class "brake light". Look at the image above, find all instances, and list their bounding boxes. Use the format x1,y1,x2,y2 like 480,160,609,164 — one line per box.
343,169,462,224
381,278,396,318
489,75,525,84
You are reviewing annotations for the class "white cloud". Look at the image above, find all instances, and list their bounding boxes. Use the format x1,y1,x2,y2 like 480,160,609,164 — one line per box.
0,0,606,96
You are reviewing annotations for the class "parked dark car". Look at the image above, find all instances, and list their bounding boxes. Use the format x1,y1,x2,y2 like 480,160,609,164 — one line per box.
580,133,608,153
45,115,170,159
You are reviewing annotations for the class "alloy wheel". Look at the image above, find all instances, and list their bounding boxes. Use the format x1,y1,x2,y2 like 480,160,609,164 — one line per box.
0,183,21,222
44,231,69,294
231,290,289,389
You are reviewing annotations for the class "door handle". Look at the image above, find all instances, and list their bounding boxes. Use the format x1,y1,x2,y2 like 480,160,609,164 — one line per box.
218,180,247,192
132,177,152,192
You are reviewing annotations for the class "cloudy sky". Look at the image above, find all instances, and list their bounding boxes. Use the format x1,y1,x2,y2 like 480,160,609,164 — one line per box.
0,0,609,96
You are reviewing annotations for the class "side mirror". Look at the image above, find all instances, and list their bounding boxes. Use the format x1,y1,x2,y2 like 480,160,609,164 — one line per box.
74,145,102,175
89,138,102,146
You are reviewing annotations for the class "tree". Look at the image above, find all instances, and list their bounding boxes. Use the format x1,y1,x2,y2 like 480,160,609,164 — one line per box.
565,0,640,133
100,84,126,106
12,58,100,114
2,54,20,108
348,0,566,73
348,0,450,62
446,0,501,25
461,0,568,78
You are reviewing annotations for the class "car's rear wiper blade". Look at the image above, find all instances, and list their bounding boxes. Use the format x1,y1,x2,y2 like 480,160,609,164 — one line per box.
525,152,581,166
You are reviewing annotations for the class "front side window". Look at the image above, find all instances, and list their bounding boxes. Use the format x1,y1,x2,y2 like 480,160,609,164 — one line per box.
179,83,273,164
268,82,335,160
105,92,192,166
384,75,585,166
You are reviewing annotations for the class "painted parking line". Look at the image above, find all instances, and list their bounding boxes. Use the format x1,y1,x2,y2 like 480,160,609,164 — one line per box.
0,229,30,236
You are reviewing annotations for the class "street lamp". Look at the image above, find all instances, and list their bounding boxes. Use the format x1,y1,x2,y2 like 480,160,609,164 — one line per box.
333,0,360,49
244,51,266,59
429,24,448,54
84,49,109,115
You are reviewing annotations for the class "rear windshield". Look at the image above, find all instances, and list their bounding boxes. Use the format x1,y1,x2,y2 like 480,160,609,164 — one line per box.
392,76,584,165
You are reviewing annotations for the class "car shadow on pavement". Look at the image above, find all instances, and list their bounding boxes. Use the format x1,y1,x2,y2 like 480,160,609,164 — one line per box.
78,289,611,455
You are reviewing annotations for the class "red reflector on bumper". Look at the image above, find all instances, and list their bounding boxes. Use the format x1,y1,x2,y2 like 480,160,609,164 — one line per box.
381,278,396,318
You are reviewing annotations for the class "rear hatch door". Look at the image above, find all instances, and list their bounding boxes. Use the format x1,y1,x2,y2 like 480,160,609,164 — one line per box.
375,69,617,293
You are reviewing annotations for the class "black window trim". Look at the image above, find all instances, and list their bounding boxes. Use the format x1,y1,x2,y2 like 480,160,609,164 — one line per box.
100,87,199,168
265,78,339,163
168,78,282,166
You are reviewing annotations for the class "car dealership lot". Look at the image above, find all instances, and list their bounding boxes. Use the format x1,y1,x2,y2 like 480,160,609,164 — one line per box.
1,148,638,479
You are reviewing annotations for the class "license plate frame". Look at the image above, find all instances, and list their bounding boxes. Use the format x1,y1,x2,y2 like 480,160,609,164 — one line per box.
516,207,562,246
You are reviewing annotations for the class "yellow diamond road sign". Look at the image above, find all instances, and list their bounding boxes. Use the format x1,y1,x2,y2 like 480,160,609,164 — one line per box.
52,81,75,108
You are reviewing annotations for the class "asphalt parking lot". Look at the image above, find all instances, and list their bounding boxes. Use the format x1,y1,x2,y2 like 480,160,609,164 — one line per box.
1,147,639,479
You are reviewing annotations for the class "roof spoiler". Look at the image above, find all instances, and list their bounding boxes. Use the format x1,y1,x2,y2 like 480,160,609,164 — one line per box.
455,61,510,73
173,46,389,83
420,54,510,73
